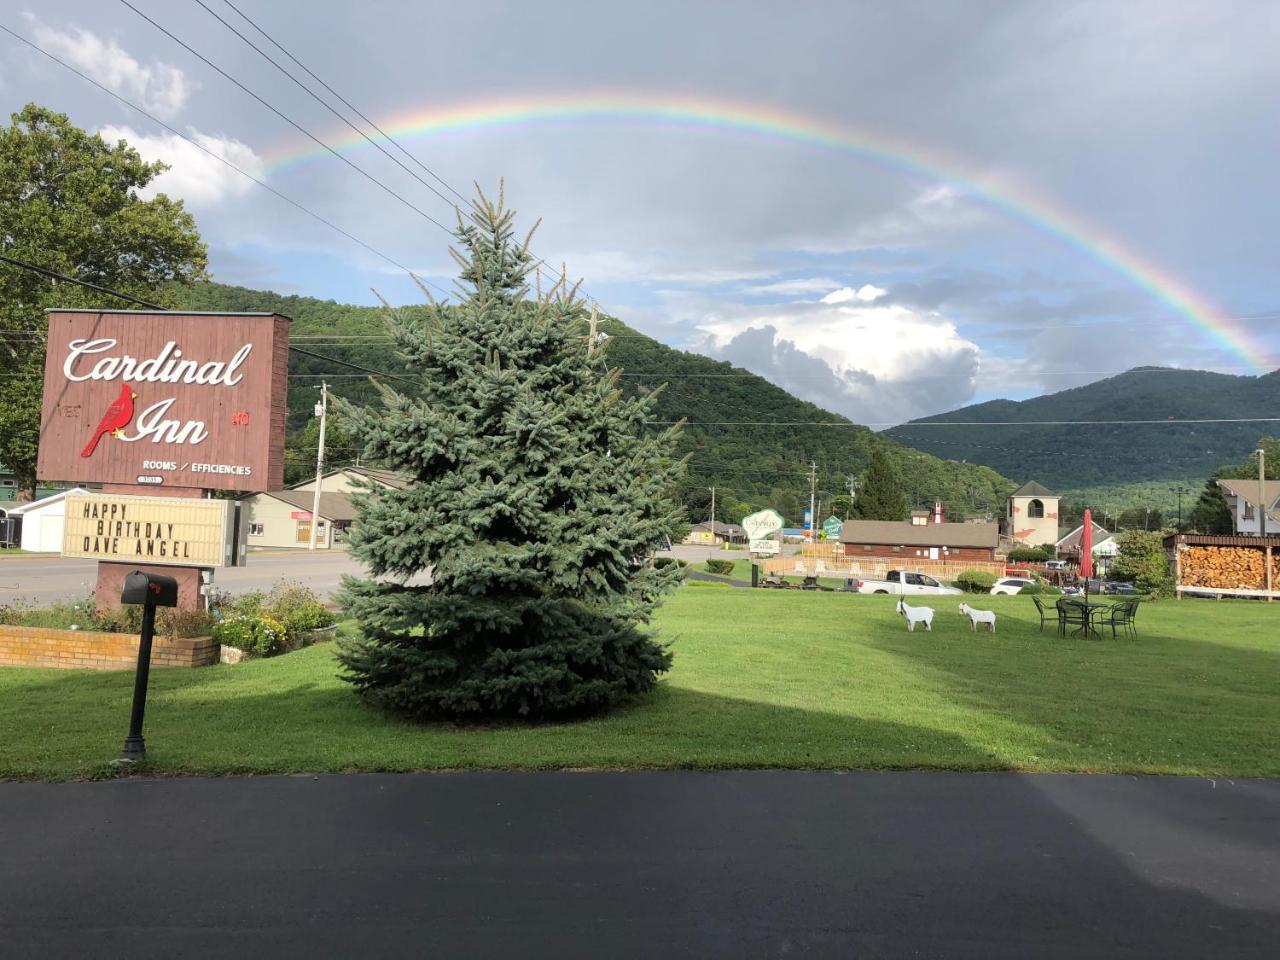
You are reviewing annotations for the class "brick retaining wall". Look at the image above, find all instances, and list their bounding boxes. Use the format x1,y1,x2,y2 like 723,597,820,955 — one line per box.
0,625,217,670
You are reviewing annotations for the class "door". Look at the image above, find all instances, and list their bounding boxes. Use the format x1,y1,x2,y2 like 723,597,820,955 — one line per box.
928,547,940,561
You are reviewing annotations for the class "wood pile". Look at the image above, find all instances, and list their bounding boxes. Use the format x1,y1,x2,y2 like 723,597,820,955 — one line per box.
1180,545,1279,589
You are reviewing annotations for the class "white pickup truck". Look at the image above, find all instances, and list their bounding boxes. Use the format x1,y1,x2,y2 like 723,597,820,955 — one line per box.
849,570,963,595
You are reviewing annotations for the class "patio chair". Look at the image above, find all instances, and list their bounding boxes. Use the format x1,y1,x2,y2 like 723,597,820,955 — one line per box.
1031,595,1050,632
1102,599,1140,638
1056,598,1089,638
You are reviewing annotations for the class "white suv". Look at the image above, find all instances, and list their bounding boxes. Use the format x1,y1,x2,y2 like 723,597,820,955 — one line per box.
990,577,1037,596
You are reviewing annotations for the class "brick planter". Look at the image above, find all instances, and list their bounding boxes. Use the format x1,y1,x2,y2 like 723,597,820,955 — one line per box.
0,624,217,670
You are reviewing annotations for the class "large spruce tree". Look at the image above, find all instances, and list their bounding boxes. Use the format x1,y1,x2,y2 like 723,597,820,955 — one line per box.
850,448,909,521
337,187,686,720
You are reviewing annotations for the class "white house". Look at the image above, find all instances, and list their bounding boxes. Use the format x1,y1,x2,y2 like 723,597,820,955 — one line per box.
2,487,89,552
1216,479,1280,536
237,466,409,549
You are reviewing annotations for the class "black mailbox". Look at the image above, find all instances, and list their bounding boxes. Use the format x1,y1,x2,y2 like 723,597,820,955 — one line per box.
121,571,179,608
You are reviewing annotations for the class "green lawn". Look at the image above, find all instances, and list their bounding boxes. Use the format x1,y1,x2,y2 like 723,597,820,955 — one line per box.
2,589,1277,780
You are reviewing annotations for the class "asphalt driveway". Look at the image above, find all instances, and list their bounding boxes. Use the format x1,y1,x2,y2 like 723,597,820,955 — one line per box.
1,770,1276,958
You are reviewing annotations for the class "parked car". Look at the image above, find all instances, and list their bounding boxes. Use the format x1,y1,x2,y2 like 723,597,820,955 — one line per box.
1043,560,1069,570
990,576,1037,596
850,570,963,595
1103,581,1139,595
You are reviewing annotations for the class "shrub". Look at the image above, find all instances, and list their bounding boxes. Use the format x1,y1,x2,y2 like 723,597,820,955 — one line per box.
263,580,335,641
1007,546,1054,563
231,590,267,617
1019,583,1062,596
705,559,736,575
158,608,216,639
954,570,998,593
652,557,688,570
1109,530,1174,597
212,614,288,657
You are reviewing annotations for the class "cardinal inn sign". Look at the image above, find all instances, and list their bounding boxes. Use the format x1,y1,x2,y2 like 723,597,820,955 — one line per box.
38,310,290,492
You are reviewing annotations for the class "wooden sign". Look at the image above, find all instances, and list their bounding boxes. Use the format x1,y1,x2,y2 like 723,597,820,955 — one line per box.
62,493,236,567
37,310,289,491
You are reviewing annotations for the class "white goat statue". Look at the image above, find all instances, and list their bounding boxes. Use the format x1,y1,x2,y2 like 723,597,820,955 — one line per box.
959,602,997,632
896,598,934,632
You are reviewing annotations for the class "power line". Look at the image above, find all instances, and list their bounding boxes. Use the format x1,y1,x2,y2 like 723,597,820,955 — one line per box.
190,0,589,303
651,417,1280,428
213,0,468,205
118,0,456,238
0,253,165,308
190,0,459,212
0,21,421,280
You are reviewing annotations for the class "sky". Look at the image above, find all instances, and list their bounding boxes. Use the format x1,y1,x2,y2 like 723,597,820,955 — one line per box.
4,0,1278,426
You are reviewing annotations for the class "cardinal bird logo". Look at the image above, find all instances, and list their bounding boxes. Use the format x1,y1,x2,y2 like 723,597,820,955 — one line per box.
80,383,138,458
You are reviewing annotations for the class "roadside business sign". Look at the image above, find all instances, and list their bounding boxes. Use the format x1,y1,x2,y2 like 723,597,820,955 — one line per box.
822,515,843,539
748,538,781,555
61,493,236,568
742,508,784,540
37,310,290,492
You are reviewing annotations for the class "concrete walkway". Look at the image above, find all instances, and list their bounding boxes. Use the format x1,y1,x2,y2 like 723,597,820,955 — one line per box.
1,770,1276,957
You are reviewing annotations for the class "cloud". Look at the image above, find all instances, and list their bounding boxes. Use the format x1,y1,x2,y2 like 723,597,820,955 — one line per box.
25,15,191,119
695,292,981,425
821,284,887,304
98,125,264,207
743,277,843,296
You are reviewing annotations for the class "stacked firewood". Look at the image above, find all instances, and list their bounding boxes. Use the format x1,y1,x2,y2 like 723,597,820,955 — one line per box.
1179,546,1279,589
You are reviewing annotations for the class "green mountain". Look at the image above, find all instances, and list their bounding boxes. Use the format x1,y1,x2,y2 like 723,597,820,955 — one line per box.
169,281,1014,523
886,367,1280,491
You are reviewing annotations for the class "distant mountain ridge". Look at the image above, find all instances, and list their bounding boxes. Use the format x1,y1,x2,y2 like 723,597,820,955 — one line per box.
168,281,1015,521
886,366,1280,490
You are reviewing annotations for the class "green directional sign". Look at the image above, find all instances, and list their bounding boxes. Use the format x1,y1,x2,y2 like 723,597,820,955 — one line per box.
822,516,843,539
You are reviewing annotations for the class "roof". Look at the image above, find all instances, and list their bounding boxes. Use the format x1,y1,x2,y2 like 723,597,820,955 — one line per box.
290,466,411,491
1216,478,1280,519
1056,521,1111,552
690,521,746,537
1011,481,1057,499
838,520,999,549
1165,532,1280,549
254,489,358,521
4,486,89,514
44,308,290,319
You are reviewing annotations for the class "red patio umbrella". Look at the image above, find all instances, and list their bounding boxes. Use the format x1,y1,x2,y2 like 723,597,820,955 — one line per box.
1080,508,1094,583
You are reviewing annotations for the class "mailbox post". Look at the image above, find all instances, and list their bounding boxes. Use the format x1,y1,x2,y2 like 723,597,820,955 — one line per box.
119,571,179,762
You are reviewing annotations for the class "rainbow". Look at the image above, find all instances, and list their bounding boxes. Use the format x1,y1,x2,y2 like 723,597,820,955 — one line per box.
264,92,1273,371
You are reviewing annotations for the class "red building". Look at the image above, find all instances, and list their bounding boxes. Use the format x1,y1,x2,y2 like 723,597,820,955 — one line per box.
839,519,1000,562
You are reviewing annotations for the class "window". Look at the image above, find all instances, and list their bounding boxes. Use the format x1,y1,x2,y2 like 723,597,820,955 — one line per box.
0,479,14,488
1244,504,1255,520
249,523,264,537
920,575,939,587
1028,499,1045,519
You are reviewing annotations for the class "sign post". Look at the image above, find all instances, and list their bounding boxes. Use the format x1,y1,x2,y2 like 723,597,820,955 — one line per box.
118,570,179,762
743,508,785,584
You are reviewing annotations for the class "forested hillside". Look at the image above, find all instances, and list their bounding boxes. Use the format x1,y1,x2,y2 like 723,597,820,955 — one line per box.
170,281,1014,522
887,367,1280,490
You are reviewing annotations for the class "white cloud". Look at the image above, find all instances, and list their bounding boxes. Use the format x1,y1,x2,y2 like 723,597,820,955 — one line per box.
821,284,887,304
98,125,264,207
695,295,981,425
25,15,191,119
743,276,842,296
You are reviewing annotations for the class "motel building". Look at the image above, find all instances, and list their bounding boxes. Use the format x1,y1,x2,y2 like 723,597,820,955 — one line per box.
238,466,407,549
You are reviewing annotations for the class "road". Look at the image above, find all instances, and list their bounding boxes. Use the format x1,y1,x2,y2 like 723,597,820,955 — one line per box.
0,550,365,606
1,770,1276,957
0,544,752,605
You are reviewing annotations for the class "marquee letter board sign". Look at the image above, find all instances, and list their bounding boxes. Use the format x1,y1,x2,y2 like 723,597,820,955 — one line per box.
62,493,237,567
37,310,289,492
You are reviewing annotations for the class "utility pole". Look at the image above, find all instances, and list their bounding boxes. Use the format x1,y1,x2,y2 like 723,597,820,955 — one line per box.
709,486,716,540
1258,448,1267,537
309,382,328,550
1171,484,1185,532
808,461,817,543
587,303,598,357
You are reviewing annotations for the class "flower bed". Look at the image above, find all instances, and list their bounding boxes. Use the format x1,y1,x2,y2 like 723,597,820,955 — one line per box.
0,624,217,670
